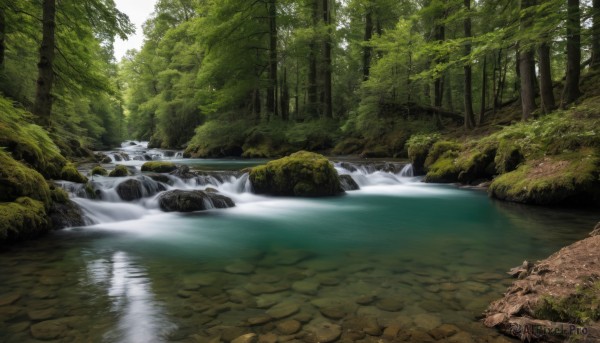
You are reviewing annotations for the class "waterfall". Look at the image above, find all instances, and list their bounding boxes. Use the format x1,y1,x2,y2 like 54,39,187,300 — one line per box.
334,162,418,187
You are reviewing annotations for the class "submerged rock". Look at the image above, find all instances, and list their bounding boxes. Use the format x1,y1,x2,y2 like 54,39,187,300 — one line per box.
338,175,359,191
249,151,343,197
157,189,235,212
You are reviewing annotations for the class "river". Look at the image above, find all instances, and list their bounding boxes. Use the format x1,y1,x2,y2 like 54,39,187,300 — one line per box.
0,141,597,342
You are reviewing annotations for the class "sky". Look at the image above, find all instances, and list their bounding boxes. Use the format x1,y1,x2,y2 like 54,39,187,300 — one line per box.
113,0,158,61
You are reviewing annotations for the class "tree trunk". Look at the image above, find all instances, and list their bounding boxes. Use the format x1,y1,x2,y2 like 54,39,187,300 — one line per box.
519,0,536,120
463,0,475,129
433,12,445,128
307,0,319,118
445,72,454,112
562,0,582,106
362,7,373,81
322,0,333,118
34,0,57,126
266,0,278,118
591,0,600,69
0,6,5,67
479,55,487,125
538,42,556,113
281,68,290,121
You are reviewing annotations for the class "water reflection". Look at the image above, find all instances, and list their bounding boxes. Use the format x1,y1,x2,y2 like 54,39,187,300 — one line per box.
86,251,174,343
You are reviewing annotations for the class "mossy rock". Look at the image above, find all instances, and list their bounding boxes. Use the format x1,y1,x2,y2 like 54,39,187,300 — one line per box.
407,134,441,175
49,184,69,204
424,141,461,169
60,165,88,184
108,165,131,177
424,151,460,183
91,166,108,176
489,151,600,206
495,139,524,174
141,161,177,173
456,143,498,184
0,197,50,241
0,151,51,207
249,151,343,197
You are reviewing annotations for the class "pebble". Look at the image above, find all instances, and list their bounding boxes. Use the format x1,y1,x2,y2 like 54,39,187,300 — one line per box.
383,323,401,339
28,308,57,321
231,333,257,343
258,333,278,343
375,297,404,312
247,315,272,326
30,319,67,340
266,302,299,319
355,295,375,306
319,307,345,320
225,261,255,274
312,322,341,343
277,319,301,335
292,280,320,295
413,313,442,330
245,283,289,295
0,292,21,306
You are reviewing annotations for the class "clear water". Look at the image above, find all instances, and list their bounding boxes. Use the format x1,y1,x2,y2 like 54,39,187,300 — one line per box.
0,155,597,342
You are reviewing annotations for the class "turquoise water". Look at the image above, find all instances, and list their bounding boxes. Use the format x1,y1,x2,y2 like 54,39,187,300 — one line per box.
0,180,597,342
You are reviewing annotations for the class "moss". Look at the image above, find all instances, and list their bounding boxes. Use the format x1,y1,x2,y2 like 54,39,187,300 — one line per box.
91,166,108,176
0,197,50,241
407,133,441,175
141,161,177,173
455,142,498,183
0,97,66,179
424,151,460,183
0,150,51,207
360,146,390,158
495,139,524,174
489,150,600,205
534,280,600,325
60,165,88,184
331,138,365,156
249,151,343,197
424,141,461,169
49,184,69,204
108,165,131,177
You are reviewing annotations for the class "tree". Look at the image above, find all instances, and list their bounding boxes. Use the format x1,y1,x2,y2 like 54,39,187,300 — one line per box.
519,0,536,120
266,0,278,118
592,0,600,69
33,0,57,126
463,0,475,129
562,0,582,106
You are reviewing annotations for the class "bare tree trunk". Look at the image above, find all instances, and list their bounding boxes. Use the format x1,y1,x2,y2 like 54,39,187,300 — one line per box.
463,0,475,129
307,0,319,118
362,6,373,80
445,71,454,112
322,0,333,118
295,56,300,119
34,0,56,126
538,42,556,113
281,68,289,120
0,6,5,67
561,0,582,106
479,55,487,125
519,0,537,120
591,0,600,68
433,12,445,128
266,0,278,118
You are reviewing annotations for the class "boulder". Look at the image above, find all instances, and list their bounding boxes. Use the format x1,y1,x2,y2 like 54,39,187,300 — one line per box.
141,161,177,173
60,165,88,184
90,166,108,176
108,165,131,177
116,178,166,202
157,190,235,212
249,151,343,197
338,175,359,191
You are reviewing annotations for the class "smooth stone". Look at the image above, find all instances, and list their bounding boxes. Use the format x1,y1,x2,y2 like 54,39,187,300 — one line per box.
247,315,272,326
447,331,475,343
30,289,56,300
292,280,319,295
319,307,345,320
30,320,67,340
231,333,257,343
182,274,216,290
266,302,299,319
376,297,403,312
258,333,278,343
0,292,21,306
225,261,255,275
255,294,281,309
317,277,341,286
293,312,313,323
277,319,302,335
355,295,375,306
8,321,30,333
311,322,342,343
28,308,57,321
428,323,459,340
0,306,23,321
413,313,442,331
245,283,289,295
382,323,402,339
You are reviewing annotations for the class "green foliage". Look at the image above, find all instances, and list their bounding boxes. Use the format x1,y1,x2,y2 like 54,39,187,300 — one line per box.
249,151,342,197
108,165,131,177
60,165,89,184
0,197,50,241
141,161,177,173
535,280,600,325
